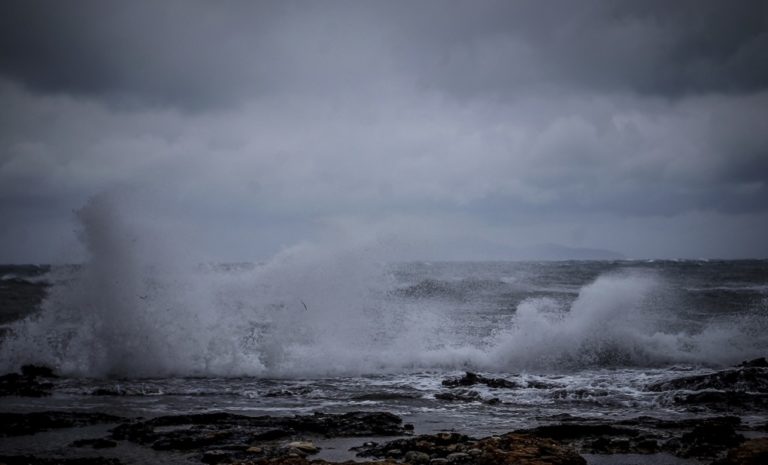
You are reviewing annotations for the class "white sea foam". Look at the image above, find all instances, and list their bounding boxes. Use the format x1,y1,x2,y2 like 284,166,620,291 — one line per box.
1,194,765,378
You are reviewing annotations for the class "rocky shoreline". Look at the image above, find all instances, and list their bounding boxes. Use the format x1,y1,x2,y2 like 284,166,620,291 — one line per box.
1,361,767,465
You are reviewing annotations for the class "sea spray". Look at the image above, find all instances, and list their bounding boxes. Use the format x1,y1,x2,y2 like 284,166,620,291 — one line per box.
488,271,768,370
1,195,766,377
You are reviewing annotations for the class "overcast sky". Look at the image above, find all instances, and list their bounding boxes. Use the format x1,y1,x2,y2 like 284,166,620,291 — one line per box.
1,0,767,263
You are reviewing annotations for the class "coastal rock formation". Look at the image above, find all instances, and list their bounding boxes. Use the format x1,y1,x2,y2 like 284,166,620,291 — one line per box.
515,415,747,460
646,366,768,392
0,456,122,465
0,365,57,397
646,361,768,411
714,438,768,465
110,411,408,463
355,431,585,465
0,411,125,437
441,372,519,389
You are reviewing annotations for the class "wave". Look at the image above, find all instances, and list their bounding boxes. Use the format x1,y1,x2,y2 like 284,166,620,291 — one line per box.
0,195,765,378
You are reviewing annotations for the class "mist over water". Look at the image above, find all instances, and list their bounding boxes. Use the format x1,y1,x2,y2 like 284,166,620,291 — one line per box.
1,195,766,378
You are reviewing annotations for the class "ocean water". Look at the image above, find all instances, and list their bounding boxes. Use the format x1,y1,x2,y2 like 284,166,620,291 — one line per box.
0,201,767,445
2,257,768,435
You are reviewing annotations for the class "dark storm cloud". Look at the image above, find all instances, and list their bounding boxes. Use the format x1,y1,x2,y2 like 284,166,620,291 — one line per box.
1,0,768,261
0,0,286,109
1,0,766,110
386,0,768,99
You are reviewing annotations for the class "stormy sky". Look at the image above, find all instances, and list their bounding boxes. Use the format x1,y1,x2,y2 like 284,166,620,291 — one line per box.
1,0,767,263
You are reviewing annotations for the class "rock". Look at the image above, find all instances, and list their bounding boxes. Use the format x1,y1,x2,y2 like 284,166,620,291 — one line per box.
435,390,481,402
713,437,768,465
0,411,125,437
356,431,584,465
285,441,319,454
737,357,768,368
0,370,54,397
202,450,232,464
0,456,122,465
442,372,519,389
515,415,748,459
646,367,768,392
109,410,408,464
675,422,745,458
447,452,470,462
670,391,768,410
405,450,431,463
20,365,57,378
518,423,640,441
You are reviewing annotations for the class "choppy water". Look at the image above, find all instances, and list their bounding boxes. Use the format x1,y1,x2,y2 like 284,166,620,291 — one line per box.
1,198,767,438
2,258,768,435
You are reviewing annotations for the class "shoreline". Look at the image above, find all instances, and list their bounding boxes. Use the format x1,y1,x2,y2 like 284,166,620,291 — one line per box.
2,365,767,465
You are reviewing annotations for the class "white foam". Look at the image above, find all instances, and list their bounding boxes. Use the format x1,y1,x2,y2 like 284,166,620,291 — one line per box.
1,194,766,378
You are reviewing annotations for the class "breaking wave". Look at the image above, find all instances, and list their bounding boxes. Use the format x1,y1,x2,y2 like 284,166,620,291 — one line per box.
0,195,765,377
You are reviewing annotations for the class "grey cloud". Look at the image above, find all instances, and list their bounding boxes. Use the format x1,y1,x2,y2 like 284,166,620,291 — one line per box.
1,1,766,111
1,1,767,262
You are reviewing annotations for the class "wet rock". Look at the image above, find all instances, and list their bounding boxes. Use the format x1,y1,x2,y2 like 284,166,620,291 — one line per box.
357,431,585,465
404,450,430,463
670,391,768,410
110,411,407,463
713,437,768,465
518,423,640,441
516,415,748,459
646,367,768,392
737,357,768,368
70,438,119,449
0,456,122,465
674,422,745,458
0,411,125,437
0,369,54,397
20,365,57,378
285,441,319,454
435,390,481,402
446,451,470,463
441,372,519,389
616,415,742,430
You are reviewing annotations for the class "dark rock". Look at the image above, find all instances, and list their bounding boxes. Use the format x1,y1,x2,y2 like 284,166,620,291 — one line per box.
0,411,125,437
110,410,409,463
670,391,768,410
70,438,118,449
517,415,746,459
616,415,742,430
646,367,768,392
737,357,768,368
0,456,122,465
518,423,639,441
357,431,585,465
674,422,745,458
0,371,53,397
435,390,481,402
713,437,768,465
20,365,57,378
442,372,519,389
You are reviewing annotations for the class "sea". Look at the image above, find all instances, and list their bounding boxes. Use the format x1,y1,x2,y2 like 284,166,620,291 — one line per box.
1,255,767,443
